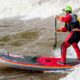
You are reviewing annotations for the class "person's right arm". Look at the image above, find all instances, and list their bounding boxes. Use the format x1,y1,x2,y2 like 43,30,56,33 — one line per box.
57,26,68,32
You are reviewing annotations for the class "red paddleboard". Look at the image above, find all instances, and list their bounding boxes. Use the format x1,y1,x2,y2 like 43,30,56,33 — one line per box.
37,57,79,66
0,53,79,71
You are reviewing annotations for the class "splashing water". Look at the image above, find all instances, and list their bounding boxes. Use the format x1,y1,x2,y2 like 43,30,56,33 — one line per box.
0,0,80,19
60,64,80,80
52,42,80,59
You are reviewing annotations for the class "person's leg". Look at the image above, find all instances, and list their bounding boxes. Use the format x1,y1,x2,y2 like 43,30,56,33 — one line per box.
69,32,80,59
72,42,80,59
60,42,70,63
59,32,74,64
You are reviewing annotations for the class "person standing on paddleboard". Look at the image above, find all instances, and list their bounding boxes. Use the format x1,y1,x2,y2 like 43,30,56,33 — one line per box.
56,6,80,65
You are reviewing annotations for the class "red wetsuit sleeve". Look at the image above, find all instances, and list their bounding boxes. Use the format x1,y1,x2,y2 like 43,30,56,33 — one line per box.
59,26,67,32
60,14,72,23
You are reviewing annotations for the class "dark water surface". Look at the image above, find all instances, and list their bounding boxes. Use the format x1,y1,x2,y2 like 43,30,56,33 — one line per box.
0,68,67,80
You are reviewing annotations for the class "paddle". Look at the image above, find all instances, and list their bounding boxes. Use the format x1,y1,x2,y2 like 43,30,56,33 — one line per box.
53,17,57,49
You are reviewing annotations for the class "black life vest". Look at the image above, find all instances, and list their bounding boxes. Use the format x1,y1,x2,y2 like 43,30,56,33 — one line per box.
65,14,80,32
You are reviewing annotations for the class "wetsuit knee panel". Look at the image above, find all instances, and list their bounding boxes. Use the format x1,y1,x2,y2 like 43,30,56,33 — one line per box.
72,42,78,48
61,42,70,48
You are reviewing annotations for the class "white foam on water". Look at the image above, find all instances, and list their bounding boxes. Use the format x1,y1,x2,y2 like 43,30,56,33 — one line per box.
0,0,80,20
52,42,80,59
60,65,80,80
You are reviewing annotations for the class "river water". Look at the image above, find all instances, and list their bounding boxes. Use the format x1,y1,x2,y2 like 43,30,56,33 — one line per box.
0,0,80,80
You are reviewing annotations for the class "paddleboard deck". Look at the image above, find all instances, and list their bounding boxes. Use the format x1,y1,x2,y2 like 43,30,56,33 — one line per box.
0,53,80,71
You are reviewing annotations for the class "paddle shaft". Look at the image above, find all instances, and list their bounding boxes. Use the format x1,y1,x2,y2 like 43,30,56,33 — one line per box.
53,17,57,48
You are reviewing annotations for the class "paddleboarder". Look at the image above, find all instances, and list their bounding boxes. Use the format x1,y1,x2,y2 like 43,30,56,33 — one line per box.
56,6,80,64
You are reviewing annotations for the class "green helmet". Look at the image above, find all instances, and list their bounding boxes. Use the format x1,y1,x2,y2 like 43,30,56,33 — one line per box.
65,6,72,12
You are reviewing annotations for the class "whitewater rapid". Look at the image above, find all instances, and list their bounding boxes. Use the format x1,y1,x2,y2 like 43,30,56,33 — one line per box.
0,0,80,20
